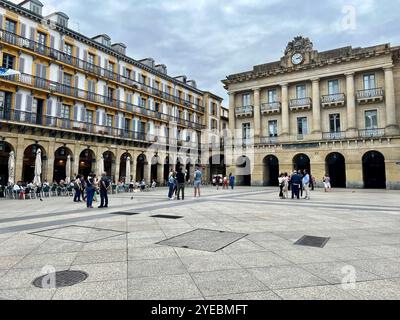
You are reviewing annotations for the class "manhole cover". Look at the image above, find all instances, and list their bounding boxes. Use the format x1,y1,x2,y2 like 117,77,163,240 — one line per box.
32,270,88,288
151,215,183,219
109,212,141,216
157,229,248,252
294,236,330,248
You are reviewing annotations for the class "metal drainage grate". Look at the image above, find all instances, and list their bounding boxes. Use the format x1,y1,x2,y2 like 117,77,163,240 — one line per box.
294,235,330,248
151,215,183,220
109,212,141,216
157,229,248,252
32,270,88,289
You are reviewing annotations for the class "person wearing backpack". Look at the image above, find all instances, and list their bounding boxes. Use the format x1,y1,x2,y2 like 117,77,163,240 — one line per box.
73,175,82,202
99,172,110,208
86,173,95,208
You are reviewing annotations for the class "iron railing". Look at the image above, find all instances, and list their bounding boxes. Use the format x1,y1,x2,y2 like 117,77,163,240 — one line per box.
322,93,345,103
359,128,385,138
357,88,384,99
289,97,312,108
261,102,281,112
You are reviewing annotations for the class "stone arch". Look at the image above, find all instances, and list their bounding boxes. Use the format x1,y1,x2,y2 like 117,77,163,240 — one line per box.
325,152,346,188
0,141,16,186
293,153,311,174
22,144,47,183
236,155,251,186
263,155,279,187
53,146,74,182
362,151,386,189
78,148,95,178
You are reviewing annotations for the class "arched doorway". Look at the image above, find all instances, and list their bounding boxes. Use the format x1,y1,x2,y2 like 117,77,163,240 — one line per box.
23,144,46,183
151,155,161,182
53,146,73,182
176,157,183,171
0,142,14,186
209,154,226,181
79,149,95,178
326,153,346,188
293,153,311,174
103,151,115,180
363,151,386,189
119,152,132,182
236,156,251,186
136,154,146,182
263,155,279,186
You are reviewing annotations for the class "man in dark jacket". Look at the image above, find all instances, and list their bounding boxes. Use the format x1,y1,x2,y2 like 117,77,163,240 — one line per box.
290,171,302,199
176,167,186,200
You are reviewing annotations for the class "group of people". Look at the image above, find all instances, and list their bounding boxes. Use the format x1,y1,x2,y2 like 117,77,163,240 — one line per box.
167,166,203,200
278,171,332,200
71,172,110,209
212,174,236,190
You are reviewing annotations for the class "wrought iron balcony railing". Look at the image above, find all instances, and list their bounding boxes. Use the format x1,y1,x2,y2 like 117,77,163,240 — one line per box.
289,97,312,108
235,105,254,116
322,131,346,140
322,93,346,105
261,102,281,113
357,88,384,100
359,128,385,138
0,28,204,113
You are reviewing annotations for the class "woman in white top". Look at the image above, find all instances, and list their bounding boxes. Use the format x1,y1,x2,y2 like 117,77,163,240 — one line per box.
323,174,332,192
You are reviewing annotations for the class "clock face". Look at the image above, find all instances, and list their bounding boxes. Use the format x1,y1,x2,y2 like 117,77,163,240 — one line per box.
292,53,304,65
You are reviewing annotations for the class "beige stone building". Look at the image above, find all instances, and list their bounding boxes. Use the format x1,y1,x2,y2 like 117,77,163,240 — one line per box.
0,0,224,186
222,36,400,189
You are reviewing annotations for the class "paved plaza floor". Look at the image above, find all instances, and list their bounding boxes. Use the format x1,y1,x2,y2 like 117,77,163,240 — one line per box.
0,186,399,300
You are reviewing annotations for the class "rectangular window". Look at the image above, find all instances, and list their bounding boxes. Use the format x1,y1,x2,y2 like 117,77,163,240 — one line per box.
328,80,340,95
64,43,73,56
107,61,114,72
329,114,341,132
106,115,113,128
140,74,146,85
242,123,251,145
124,119,130,131
363,74,376,90
297,117,308,135
268,120,278,137
5,19,17,33
37,32,46,46
2,54,15,69
365,110,378,129
61,104,70,119
63,73,72,86
125,69,131,79
296,85,306,99
242,93,251,106
268,89,277,103
88,54,95,65
140,98,147,108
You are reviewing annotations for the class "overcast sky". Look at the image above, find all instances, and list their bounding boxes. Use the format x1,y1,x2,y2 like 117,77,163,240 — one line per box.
11,0,400,103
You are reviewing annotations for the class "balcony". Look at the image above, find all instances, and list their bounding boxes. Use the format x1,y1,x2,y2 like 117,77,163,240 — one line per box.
0,28,204,113
322,131,346,140
261,102,281,115
289,97,312,111
322,93,346,108
235,105,254,118
259,136,279,145
359,128,385,138
357,88,384,104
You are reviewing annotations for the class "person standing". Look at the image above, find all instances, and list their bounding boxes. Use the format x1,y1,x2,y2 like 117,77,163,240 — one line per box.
99,172,110,208
223,176,228,189
291,171,301,200
86,174,95,208
216,175,221,190
302,170,311,200
176,167,185,200
323,174,332,192
168,172,176,200
283,172,289,199
193,166,202,198
278,173,285,199
73,174,82,202
229,173,235,190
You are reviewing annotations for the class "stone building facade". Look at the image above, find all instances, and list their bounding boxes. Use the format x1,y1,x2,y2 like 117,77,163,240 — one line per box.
0,0,224,186
222,36,400,189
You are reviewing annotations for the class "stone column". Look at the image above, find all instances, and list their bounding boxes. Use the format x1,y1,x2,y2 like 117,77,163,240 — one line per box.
15,136,25,182
114,148,121,182
228,92,236,145
345,73,357,137
281,83,289,137
253,88,261,142
384,67,399,135
311,78,322,134
46,141,56,182
73,144,81,176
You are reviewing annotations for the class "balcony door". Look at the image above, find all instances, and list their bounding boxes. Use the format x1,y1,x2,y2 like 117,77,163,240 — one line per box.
242,94,251,107
297,117,308,139
328,80,340,95
242,123,251,145
365,110,378,129
268,89,277,103
296,85,306,99
363,74,375,90
60,104,71,129
32,98,44,125
0,91,12,120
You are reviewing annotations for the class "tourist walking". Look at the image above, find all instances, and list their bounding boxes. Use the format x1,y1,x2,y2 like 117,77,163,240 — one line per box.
99,172,110,208
223,176,228,189
86,174,95,208
73,174,82,202
168,172,176,200
176,167,185,200
283,172,289,199
290,171,302,199
229,173,235,190
278,173,285,199
193,166,202,198
216,175,221,190
323,174,332,192
302,170,311,200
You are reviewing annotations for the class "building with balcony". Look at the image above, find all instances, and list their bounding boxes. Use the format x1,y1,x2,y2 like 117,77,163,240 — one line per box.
222,36,400,189
0,0,224,185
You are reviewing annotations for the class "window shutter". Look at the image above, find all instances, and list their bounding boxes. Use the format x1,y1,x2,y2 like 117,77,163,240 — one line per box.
58,68,63,83
26,95,33,112
19,57,25,73
116,89,120,102
138,96,141,106
104,58,108,69
46,100,53,116
83,50,88,62
74,105,79,121
75,47,80,59
15,93,22,110
132,71,136,81
82,106,87,122
42,65,47,79
102,110,107,126
96,109,100,125
75,76,79,88
0,15,3,30
50,35,55,49
122,66,126,78
56,102,62,117
97,55,101,67
30,27,35,41
103,85,107,97
20,23,26,38
59,39,64,51
147,122,151,135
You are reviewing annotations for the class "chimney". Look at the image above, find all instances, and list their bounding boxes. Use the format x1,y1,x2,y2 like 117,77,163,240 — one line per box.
139,58,155,69
155,64,167,75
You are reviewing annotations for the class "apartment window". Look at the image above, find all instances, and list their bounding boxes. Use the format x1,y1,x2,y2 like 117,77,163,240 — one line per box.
328,80,340,95
86,110,93,123
5,19,17,33
106,115,113,128
363,74,376,90
365,110,378,129
242,123,251,145
107,61,114,73
329,114,341,132
268,89,277,103
125,69,131,79
37,32,46,46
268,120,278,137
242,93,251,106
63,73,72,86
140,74,146,85
297,117,308,135
154,81,160,90
61,104,70,119
2,54,15,69
140,98,147,108
31,4,42,15
64,43,73,56
124,119,131,131
107,88,114,101
296,85,306,99
211,119,218,130
88,53,95,66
